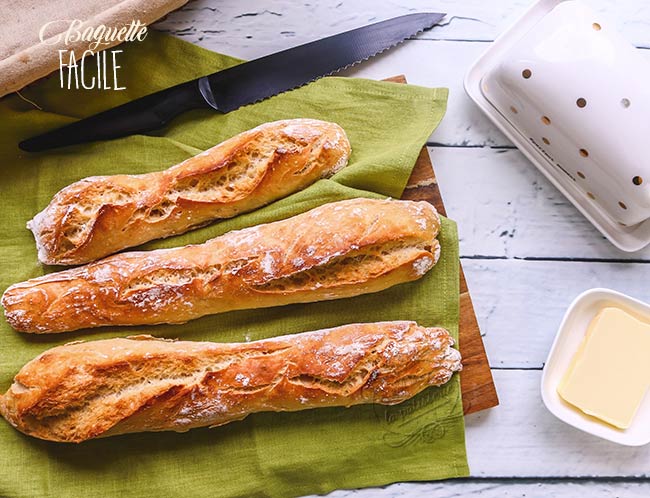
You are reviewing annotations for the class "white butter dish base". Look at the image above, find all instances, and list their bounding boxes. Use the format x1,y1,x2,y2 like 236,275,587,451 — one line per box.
541,288,650,446
465,0,650,252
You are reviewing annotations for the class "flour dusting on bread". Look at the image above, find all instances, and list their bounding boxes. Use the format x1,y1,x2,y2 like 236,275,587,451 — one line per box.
0,321,460,442
28,119,351,265
3,198,441,334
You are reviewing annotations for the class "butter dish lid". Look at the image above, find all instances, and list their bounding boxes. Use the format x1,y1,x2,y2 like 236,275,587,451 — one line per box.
465,0,650,251
541,288,650,446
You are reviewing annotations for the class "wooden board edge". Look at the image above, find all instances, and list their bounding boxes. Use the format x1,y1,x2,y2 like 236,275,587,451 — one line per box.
385,74,499,414
404,149,499,414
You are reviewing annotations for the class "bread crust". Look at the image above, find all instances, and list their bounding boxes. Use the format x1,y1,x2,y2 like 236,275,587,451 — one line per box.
28,119,351,265
0,321,461,442
3,198,441,334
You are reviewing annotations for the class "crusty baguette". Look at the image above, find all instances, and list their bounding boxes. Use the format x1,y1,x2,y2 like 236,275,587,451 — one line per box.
28,119,351,265
2,198,441,334
0,321,461,443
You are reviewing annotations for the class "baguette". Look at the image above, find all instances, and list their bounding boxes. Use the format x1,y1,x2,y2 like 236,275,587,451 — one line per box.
2,198,441,334
0,321,461,443
28,119,351,265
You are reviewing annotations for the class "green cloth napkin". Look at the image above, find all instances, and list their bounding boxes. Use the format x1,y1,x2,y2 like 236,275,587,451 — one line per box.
0,31,468,497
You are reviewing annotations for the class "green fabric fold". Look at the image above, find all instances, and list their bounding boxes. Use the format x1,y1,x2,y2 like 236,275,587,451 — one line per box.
0,31,468,498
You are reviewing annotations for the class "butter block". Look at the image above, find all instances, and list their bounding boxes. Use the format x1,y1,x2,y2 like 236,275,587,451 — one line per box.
558,307,650,429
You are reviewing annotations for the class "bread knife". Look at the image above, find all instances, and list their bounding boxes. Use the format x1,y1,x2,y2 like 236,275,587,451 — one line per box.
19,12,445,152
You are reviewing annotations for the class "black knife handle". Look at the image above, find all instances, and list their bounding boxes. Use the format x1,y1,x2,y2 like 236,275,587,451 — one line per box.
19,79,215,152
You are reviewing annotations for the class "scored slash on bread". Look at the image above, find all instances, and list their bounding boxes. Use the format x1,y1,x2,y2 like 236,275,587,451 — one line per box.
2,198,441,334
0,321,461,443
28,119,351,265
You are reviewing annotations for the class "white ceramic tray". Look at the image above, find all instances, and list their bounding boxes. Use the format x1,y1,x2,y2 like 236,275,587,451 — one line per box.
542,288,650,446
464,0,650,252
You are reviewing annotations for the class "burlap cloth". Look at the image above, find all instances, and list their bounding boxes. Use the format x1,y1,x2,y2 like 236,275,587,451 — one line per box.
0,0,187,97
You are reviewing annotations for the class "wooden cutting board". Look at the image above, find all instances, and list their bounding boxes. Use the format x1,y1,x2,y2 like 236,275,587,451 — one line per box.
388,75,499,415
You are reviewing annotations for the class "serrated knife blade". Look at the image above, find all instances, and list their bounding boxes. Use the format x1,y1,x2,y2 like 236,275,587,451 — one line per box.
19,13,445,152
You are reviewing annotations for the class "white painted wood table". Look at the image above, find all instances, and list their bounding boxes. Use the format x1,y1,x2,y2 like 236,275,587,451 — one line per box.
156,1,650,496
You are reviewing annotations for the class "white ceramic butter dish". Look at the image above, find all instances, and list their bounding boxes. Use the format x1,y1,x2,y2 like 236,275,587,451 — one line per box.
465,0,650,251
542,288,650,445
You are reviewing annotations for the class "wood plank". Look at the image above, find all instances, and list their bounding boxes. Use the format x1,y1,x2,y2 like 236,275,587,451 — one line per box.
156,0,650,50
465,370,650,477
325,481,650,498
389,75,498,415
460,258,650,369
431,145,650,260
